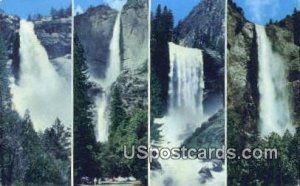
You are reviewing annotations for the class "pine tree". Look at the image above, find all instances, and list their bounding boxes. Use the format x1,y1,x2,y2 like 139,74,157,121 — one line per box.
109,85,126,133
73,34,99,182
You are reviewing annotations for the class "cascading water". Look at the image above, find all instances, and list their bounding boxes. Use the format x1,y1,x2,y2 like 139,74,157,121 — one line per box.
256,25,295,137
151,43,225,186
94,11,122,142
160,42,205,147
10,20,71,131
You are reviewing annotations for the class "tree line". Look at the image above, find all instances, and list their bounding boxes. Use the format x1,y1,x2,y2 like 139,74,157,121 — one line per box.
27,6,72,21
228,110,300,185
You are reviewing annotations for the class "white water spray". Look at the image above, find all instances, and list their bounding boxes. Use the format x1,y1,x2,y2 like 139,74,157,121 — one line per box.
11,20,71,131
256,25,295,137
160,42,205,147
152,43,225,185
94,11,122,142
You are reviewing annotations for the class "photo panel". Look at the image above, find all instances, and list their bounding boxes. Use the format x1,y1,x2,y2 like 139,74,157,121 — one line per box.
150,0,226,185
73,0,149,185
0,0,72,185
227,0,300,185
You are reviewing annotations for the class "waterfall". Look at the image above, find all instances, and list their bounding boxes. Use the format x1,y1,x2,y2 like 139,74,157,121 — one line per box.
162,42,205,146
256,25,295,137
94,11,122,142
151,43,225,185
10,20,71,131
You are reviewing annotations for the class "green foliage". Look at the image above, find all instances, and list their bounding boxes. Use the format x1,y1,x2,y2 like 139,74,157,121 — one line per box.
73,34,99,182
151,5,174,118
150,5,174,153
228,108,300,186
109,85,126,133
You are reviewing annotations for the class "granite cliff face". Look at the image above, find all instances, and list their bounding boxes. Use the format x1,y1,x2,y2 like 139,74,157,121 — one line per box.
75,5,118,78
120,0,148,72
0,11,20,80
175,0,225,97
115,0,148,111
176,0,224,57
34,17,72,59
227,1,259,140
228,0,300,140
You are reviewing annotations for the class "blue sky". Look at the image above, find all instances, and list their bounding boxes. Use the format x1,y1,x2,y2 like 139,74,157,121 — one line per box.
234,0,300,25
0,0,70,19
152,0,201,24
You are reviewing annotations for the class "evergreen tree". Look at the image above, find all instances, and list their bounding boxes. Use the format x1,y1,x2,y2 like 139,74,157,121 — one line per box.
73,34,98,182
151,5,174,117
109,85,126,133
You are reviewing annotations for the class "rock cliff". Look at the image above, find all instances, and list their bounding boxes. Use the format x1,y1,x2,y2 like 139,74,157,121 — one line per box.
75,5,118,78
0,11,20,81
33,17,71,59
120,0,148,72
175,0,225,97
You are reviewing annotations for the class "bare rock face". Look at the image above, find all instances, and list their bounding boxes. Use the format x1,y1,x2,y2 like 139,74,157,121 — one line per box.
75,5,118,79
0,11,20,80
228,2,260,141
114,0,149,111
120,0,148,72
33,17,72,59
0,12,19,54
176,0,225,58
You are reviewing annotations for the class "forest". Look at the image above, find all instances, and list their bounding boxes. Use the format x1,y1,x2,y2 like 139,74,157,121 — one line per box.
73,35,148,185
0,39,71,186
228,111,300,185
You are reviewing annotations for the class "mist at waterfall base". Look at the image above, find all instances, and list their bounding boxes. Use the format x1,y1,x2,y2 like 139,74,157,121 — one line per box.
92,6,123,142
10,20,71,131
151,43,225,186
256,25,295,137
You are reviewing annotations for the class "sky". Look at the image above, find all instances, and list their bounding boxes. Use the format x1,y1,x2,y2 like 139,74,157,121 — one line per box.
0,0,70,19
234,0,300,25
151,0,201,24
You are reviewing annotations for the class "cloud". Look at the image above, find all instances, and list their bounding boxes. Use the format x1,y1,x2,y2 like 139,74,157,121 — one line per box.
245,0,279,23
75,5,83,15
104,0,127,11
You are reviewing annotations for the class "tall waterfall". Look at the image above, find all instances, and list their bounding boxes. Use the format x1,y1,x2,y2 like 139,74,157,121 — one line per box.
152,43,224,185
10,20,71,131
95,11,122,142
256,25,295,136
162,42,205,147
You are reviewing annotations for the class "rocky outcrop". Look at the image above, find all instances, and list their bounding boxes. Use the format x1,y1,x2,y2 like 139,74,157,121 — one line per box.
115,0,149,111
75,5,117,78
33,17,71,59
175,0,225,96
182,110,224,149
113,67,148,111
0,11,20,80
120,0,148,72
227,1,259,140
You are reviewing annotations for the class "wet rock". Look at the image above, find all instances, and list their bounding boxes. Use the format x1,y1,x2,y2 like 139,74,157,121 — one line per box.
198,167,213,184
